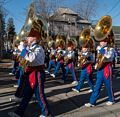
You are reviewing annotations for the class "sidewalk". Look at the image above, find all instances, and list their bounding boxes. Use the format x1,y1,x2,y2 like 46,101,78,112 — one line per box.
0,59,13,69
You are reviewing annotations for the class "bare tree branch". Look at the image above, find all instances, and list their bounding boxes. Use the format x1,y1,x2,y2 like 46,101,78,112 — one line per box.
74,0,98,21
32,0,67,20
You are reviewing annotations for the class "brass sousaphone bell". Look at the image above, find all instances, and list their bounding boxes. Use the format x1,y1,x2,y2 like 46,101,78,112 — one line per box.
64,37,77,64
24,3,48,39
79,28,95,51
78,28,95,68
94,15,115,70
47,36,55,48
55,34,65,61
94,15,114,47
55,34,65,48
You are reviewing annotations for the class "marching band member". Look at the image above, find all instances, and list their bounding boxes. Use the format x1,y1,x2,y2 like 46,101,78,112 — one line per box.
72,28,95,93
45,37,56,74
85,15,115,107
50,35,65,78
72,45,94,92
59,38,78,85
9,39,28,102
9,39,20,76
8,17,51,117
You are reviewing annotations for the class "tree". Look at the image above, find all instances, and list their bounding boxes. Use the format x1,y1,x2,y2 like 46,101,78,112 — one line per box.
6,17,16,49
74,0,98,21
0,5,6,59
33,0,66,19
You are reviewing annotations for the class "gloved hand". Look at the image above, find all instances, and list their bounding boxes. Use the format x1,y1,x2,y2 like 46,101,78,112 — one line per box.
99,48,105,55
18,42,26,52
19,48,28,58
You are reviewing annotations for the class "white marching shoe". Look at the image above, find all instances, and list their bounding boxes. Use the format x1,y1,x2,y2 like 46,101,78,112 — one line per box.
9,73,14,75
39,115,45,117
84,103,95,107
45,70,50,74
9,96,22,102
88,89,93,93
50,73,55,78
72,88,80,93
106,101,114,106
71,81,78,85
13,85,19,88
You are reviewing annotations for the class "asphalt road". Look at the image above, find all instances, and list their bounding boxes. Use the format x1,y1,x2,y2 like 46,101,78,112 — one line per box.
0,63,120,117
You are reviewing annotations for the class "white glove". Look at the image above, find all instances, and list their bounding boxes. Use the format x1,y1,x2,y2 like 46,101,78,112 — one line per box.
67,54,71,58
18,42,26,51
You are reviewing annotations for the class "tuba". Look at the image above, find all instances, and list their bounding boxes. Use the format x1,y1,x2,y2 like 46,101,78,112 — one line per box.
94,15,115,70
78,28,95,68
47,36,55,59
17,3,48,72
23,3,48,40
64,38,77,65
55,34,65,61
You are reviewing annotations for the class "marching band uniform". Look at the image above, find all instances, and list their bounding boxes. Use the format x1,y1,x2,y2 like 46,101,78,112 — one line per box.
61,42,77,85
85,45,115,107
85,15,115,107
50,40,65,78
46,47,56,74
50,49,65,78
72,48,94,92
9,35,51,117
10,47,19,76
15,42,26,85
10,42,28,102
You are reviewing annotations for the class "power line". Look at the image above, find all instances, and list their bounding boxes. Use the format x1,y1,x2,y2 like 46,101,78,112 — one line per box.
112,11,120,19
5,8,25,23
106,0,120,14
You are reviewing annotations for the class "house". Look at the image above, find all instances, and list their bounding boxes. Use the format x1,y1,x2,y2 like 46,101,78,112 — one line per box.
48,7,91,36
112,26,120,48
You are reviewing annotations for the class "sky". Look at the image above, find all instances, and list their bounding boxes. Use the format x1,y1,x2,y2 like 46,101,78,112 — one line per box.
4,0,120,34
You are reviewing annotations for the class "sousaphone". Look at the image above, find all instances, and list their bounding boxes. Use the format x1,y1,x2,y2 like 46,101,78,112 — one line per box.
79,28,95,52
94,15,114,47
24,3,48,39
94,15,115,70
78,28,95,68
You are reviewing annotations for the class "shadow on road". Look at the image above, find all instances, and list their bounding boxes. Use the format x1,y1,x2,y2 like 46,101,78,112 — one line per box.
0,66,120,117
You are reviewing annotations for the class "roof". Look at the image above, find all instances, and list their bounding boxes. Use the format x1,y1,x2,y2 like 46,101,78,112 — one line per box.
49,7,90,24
55,7,78,15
